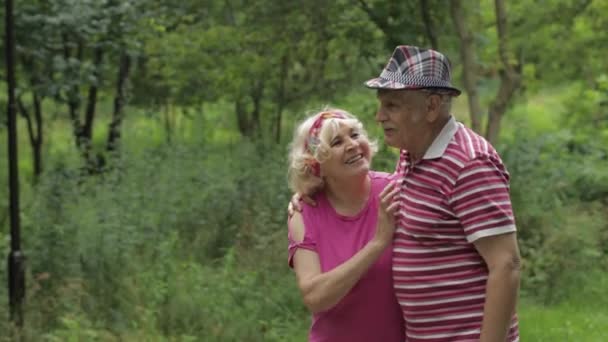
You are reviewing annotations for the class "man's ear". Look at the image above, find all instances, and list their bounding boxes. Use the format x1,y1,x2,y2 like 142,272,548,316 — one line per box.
425,94,442,123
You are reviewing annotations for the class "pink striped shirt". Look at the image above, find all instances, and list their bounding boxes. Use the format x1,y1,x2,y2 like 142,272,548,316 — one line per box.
393,117,519,342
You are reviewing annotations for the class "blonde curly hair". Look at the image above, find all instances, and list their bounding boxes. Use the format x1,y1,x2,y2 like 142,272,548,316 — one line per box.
287,107,377,195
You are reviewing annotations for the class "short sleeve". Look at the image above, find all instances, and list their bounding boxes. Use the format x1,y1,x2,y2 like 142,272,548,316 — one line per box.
449,157,516,242
287,216,317,268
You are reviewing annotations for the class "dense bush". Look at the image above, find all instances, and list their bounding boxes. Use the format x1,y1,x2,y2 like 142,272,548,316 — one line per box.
0,138,308,340
500,128,608,303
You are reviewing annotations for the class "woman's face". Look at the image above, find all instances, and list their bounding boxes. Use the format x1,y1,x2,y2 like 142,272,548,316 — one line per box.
319,122,371,179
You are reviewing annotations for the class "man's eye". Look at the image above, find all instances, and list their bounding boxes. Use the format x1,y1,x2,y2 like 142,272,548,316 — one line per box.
351,133,360,139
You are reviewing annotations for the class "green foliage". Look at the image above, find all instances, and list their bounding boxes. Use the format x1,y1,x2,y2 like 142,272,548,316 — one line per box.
131,0,384,139
510,0,608,85
2,89,608,338
0,130,310,339
562,77,608,146
1,0,608,339
16,0,145,97
500,126,608,303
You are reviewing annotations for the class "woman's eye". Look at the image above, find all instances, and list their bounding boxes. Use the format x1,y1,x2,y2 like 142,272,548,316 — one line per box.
351,133,360,139
331,140,341,147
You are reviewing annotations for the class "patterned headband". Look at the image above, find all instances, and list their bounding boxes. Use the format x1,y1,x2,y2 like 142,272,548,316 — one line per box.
304,111,346,154
303,111,346,177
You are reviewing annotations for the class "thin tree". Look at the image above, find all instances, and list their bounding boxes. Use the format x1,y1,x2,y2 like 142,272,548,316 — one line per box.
450,0,521,142
450,0,483,133
486,0,521,144
5,0,26,327
420,0,439,49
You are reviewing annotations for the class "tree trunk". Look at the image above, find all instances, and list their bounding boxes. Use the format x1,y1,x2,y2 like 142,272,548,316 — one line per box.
62,34,84,150
235,82,264,139
18,53,45,179
83,47,104,143
250,80,264,137
486,0,521,144
68,98,83,148
235,99,249,137
450,0,483,133
106,53,131,153
76,47,105,170
163,101,174,144
33,93,43,177
420,0,439,49
5,0,26,327
17,93,44,179
486,69,520,144
275,54,288,143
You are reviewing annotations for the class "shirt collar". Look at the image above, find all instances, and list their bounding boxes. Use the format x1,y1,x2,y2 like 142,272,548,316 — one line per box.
422,116,458,160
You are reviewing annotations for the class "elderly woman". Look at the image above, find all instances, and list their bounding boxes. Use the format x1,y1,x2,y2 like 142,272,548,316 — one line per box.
287,108,404,342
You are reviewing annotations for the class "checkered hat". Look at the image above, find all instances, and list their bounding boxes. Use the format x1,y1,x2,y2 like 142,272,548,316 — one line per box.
365,45,461,96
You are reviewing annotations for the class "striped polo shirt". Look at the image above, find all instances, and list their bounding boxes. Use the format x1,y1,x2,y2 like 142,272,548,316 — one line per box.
393,116,519,342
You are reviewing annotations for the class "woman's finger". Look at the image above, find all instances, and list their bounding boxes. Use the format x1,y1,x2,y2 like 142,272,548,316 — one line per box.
386,201,400,215
383,186,400,202
381,185,400,208
379,180,395,198
288,202,294,217
301,194,317,206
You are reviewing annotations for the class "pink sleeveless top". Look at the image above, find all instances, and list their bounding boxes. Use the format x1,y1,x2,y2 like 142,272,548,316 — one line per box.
288,171,404,342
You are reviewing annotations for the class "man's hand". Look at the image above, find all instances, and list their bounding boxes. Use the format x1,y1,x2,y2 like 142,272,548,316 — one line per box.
287,193,317,217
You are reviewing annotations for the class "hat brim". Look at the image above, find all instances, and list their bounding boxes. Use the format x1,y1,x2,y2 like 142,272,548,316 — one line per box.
364,77,461,97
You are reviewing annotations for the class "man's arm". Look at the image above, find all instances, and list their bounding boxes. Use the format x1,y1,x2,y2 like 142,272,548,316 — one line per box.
449,156,520,341
474,232,521,342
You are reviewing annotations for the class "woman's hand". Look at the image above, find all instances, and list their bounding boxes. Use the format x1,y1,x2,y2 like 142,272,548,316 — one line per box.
287,193,317,217
373,181,400,247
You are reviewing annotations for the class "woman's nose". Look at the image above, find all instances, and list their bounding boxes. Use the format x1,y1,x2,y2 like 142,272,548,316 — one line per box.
345,137,358,150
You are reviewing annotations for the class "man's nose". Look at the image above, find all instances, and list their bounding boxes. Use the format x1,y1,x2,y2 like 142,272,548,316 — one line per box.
375,108,387,122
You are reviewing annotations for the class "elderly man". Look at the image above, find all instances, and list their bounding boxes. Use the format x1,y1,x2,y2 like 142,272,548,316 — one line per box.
365,45,521,342
289,45,521,342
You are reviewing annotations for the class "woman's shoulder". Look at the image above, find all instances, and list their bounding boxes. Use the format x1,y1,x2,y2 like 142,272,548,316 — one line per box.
369,170,392,186
299,194,329,218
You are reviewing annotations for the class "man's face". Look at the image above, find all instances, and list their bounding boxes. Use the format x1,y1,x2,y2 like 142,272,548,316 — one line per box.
375,89,428,150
